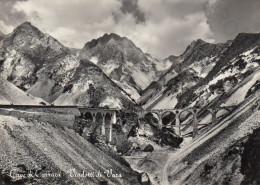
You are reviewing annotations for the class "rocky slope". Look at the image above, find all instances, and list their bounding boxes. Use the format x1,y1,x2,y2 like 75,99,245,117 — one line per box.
0,77,48,105
0,22,137,109
0,114,141,185
79,33,171,100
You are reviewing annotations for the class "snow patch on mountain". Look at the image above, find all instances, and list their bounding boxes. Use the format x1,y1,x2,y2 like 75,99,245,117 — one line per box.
241,46,258,56
223,69,260,106
190,56,217,78
89,56,98,64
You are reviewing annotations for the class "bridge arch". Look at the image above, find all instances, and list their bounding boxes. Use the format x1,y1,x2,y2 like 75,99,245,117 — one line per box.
77,108,118,144
150,111,163,129
143,112,159,124
149,111,161,120
161,111,176,126
204,109,217,125
84,112,93,120
179,109,194,124
215,108,229,120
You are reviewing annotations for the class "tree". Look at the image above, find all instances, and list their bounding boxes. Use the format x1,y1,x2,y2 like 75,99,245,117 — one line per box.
87,84,106,107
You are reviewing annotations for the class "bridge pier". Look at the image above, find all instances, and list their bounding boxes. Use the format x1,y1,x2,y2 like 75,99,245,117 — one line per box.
211,110,217,125
105,121,112,143
192,110,198,138
101,114,105,135
105,112,117,143
158,116,163,130
175,111,181,136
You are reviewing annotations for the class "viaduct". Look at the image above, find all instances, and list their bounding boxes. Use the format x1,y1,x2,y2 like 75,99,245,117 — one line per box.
78,106,236,143
0,105,237,143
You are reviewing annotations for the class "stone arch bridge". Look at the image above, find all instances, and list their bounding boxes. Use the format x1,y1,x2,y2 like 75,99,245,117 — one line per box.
136,106,236,137
0,105,237,143
78,106,236,142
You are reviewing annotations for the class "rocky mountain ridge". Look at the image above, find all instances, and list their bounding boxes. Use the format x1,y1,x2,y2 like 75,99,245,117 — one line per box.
139,38,231,108
0,22,137,109
139,33,260,111
0,22,260,112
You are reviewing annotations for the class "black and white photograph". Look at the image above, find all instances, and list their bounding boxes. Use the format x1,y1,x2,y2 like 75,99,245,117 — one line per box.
0,0,260,184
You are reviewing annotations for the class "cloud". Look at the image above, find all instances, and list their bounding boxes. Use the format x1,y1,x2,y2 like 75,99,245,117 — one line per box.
125,11,214,58
113,0,145,24
0,0,259,58
11,0,121,48
0,0,28,33
205,0,260,42
131,0,213,57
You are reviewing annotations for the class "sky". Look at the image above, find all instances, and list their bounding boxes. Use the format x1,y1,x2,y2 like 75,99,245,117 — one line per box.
0,0,259,59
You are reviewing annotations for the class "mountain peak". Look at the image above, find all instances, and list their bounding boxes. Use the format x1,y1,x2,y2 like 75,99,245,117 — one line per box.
105,32,122,40
12,21,43,37
20,21,32,26
182,38,220,56
190,39,207,46
84,33,129,49
236,32,260,37
234,32,260,43
16,22,35,30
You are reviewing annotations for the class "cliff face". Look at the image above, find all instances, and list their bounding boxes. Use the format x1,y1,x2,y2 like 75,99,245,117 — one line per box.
175,33,260,109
